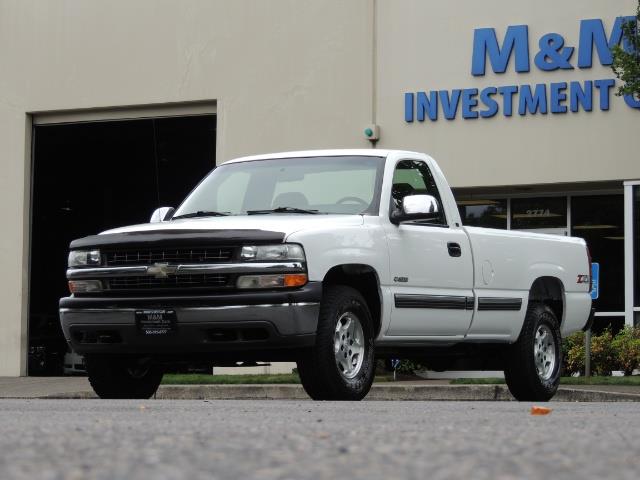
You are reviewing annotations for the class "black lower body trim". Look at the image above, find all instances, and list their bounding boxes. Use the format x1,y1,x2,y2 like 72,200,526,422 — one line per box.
64,321,316,357
394,294,474,310
477,297,522,311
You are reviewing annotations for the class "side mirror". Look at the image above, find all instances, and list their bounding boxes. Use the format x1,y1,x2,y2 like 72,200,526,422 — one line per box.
391,194,440,225
150,206,175,223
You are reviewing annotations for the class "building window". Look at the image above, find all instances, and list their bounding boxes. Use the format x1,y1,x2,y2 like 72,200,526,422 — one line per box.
511,197,567,230
571,195,624,313
457,199,507,229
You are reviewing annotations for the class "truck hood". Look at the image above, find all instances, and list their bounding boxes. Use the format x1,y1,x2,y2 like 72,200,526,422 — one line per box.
70,215,364,249
104,214,364,237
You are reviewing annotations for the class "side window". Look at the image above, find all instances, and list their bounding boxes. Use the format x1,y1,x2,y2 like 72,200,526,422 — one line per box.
391,160,446,225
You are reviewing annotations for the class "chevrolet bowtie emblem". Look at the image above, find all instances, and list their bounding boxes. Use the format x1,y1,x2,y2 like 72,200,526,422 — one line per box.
147,263,177,279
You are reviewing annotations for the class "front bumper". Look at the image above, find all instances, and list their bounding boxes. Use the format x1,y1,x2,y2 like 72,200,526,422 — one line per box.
59,282,321,356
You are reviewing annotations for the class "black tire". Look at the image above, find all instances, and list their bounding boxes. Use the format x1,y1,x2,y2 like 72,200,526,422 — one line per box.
297,285,375,401
85,355,164,399
504,303,562,401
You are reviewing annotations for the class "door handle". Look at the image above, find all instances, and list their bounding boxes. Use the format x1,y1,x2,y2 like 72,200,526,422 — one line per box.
447,242,462,257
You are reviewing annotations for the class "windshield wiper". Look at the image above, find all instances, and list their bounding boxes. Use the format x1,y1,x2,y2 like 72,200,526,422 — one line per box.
171,210,229,220
247,206,320,215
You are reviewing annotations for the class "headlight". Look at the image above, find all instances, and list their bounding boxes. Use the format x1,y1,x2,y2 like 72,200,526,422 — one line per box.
240,244,305,262
68,250,101,267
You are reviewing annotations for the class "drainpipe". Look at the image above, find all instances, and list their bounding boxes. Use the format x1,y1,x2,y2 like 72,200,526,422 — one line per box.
365,0,379,146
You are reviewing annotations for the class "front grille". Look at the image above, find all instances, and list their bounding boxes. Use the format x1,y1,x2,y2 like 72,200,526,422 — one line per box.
107,273,231,291
104,247,235,266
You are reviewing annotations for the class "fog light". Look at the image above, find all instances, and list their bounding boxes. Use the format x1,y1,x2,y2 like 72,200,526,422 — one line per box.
68,280,103,293
236,273,307,289
237,274,284,289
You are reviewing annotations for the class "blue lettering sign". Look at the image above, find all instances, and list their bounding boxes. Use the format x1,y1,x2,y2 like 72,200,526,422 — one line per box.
497,85,518,116
479,87,499,118
471,25,530,75
439,89,461,120
577,17,636,68
624,94,640,109
519,84,548,115
417,91,438,121
462,88,479,119
550,82,568,113
534,33,574,71
404,93,414,122
569,80,593,112
594,79,615,110
404,16,639,123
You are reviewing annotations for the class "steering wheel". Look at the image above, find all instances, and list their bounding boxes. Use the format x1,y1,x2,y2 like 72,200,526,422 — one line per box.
336,196,369,208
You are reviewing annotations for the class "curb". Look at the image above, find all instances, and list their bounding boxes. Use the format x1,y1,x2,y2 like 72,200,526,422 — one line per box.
39,384,640,401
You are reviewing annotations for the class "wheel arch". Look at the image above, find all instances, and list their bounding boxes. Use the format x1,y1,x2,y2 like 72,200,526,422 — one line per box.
527,276,565,327
322,264,383,337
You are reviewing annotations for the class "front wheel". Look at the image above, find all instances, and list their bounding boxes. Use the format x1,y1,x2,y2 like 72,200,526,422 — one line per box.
297,285,375,400
85,355,164,399
504,303,562,401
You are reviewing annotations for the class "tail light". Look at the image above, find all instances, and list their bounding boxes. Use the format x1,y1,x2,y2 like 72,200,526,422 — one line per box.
586,245,593,294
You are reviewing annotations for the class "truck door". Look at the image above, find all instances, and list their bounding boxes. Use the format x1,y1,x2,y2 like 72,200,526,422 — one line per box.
383,159,474,336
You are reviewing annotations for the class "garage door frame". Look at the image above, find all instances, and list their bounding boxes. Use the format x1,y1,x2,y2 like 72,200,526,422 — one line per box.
24,100,217,375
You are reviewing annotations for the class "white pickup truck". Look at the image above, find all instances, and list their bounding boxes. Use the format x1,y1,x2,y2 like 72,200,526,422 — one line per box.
60,149,593,401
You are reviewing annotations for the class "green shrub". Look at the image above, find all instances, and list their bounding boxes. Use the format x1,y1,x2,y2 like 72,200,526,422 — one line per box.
563,330,585,356
564,331,586,375
611,326,640,376
396,359,424,375
590,329,617,376
562,327,640,377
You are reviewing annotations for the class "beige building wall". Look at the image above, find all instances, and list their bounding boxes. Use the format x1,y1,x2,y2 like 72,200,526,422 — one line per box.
0,0,374,376
0,0,636,375
376,0,640,188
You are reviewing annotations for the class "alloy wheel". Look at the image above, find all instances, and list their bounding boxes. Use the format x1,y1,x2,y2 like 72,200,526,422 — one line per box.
334,311,365,379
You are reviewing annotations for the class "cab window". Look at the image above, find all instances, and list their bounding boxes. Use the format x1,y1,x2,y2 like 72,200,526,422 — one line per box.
391,160,446,225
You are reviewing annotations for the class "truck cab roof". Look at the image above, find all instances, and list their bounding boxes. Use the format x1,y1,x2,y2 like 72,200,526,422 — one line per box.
223,149,424,164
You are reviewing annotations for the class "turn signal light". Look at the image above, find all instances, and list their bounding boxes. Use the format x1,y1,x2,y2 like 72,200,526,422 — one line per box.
284,274,308,287
68,280,103,294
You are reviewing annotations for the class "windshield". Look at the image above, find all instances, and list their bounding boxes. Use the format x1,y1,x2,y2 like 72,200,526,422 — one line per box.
172,155,385,217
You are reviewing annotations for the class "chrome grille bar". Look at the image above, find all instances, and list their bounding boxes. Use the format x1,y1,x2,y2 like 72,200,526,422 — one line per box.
67,262,305,280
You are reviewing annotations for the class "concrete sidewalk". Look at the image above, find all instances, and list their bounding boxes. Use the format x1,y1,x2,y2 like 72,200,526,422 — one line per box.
154,384,640,402
2,377,640,401
0,377,91,399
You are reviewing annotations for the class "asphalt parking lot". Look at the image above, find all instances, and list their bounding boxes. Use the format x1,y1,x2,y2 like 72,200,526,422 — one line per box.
0,400,638,480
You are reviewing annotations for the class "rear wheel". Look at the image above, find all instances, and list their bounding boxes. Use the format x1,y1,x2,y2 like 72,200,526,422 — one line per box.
297,285,375,400
504,303,562,401
85,355,163,399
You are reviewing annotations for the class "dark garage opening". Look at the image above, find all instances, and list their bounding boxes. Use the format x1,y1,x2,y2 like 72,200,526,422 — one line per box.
29,114,216,375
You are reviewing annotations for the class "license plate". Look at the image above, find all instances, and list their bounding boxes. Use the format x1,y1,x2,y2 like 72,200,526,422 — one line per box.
135,309,177,335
